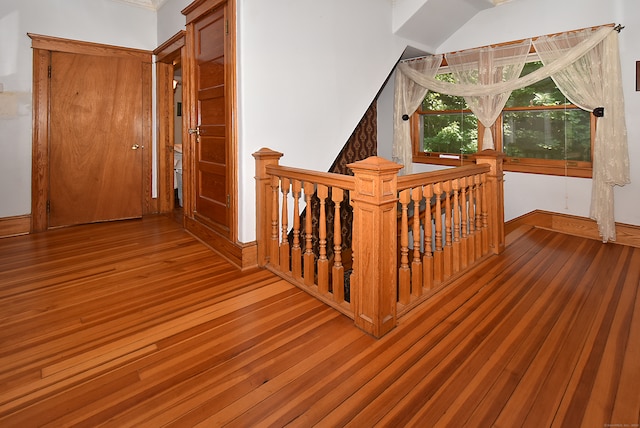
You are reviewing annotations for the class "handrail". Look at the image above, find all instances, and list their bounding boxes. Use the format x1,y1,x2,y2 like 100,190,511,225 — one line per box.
397,164,490,190
266,164,356,190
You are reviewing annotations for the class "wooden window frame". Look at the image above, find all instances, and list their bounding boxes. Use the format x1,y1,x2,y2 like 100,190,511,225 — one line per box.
412,86,596,179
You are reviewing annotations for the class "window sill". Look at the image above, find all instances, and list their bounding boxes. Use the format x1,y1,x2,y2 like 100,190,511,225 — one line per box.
413,153,592,178
503,160,592,178
412,152,476,167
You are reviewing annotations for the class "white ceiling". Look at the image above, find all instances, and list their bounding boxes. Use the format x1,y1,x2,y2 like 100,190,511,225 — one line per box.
110,0,168,10
111,0,513,56
395,0,515,56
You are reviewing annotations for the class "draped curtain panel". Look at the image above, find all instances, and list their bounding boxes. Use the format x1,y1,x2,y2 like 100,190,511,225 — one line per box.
533,29,630,241
393,55,442,174
394,25,629,242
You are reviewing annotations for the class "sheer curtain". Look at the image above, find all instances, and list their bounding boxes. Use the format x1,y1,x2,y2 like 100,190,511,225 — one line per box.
533,29,630,242
393,55,442,174
393,25,628,242
396,26,613,98
446,40,531,150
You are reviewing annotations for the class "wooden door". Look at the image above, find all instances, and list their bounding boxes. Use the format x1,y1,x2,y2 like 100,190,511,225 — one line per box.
190,3,232,237
49,51,144,227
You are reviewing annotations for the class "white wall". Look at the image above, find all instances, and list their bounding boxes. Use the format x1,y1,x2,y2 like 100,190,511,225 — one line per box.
236,0,407,242
157,0,408,243
157,0,190,43
379,0,640,227
0,0,156,218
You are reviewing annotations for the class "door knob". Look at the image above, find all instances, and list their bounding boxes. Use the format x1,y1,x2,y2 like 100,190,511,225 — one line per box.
131,144,140,150
188,126,201,143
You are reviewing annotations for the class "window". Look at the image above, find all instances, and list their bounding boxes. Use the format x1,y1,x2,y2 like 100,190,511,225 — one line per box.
417,73,478,160
412,61,595,177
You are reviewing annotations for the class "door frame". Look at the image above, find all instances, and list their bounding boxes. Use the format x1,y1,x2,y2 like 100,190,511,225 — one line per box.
183,0,241,248
154,31,186,216
29,34,153,232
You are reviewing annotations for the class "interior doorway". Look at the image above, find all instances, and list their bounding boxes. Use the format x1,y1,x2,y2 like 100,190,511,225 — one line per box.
173,67,183,213
154,31,186,220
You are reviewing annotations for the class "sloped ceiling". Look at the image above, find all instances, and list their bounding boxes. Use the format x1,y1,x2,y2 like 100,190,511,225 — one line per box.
394,0,491,54
394,0,513,57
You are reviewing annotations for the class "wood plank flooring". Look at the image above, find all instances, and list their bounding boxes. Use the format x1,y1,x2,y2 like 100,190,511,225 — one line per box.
0,215,638,427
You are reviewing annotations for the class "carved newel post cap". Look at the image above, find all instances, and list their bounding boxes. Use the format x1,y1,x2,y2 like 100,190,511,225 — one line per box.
252,147,283,159
347,156,403,174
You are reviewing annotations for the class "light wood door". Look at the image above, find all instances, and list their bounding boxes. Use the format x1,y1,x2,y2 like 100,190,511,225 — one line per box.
191,4,231,236
49,51,144,227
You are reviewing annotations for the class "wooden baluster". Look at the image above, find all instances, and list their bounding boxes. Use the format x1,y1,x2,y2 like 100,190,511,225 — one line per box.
291,179,302,278
443,181,453,279
433,182,444,284
452,178,461,273
480,172,489,256
270,175,280,269
474,174,483,261
280,178,291,272
411,187,423,298
317,185,329,294
331,188,344,303
303,182,315,286
467,176,476,265
346,191,354,309
398,189,411,305
423,184,434,291
460,177,469,270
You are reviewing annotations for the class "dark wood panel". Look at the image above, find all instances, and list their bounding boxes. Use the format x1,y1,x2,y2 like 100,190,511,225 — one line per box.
195,8,224,60
199,135,226,163
0,217,638,426
199,60,224,89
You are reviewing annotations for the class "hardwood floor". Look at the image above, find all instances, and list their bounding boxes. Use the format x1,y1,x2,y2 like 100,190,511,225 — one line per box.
0,215,638,427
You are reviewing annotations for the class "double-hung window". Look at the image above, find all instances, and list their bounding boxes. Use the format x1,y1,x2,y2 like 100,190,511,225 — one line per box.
412,60,595,177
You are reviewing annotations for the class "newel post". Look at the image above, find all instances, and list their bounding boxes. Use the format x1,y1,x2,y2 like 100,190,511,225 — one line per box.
348,157,403,338
475,150,505,255
253,148,283,267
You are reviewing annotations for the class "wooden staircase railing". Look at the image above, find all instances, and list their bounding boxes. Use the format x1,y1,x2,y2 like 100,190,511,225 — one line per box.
254,148,505,338
395,149,505,316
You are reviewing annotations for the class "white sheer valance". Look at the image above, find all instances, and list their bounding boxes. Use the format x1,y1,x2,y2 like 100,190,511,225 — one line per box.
393,25,629,242
397,26,612,97
447,39,531,150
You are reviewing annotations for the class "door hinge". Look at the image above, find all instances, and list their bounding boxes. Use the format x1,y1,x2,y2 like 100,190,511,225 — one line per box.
46,200,50,213
48,65,52,79
226,194,230,208
225,19,229,35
